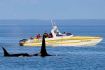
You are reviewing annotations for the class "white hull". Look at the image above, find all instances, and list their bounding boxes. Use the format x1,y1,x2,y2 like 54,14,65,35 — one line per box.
22,36,103,47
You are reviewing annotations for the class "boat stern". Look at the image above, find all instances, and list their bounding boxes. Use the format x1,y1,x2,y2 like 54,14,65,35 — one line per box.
19,39,27,46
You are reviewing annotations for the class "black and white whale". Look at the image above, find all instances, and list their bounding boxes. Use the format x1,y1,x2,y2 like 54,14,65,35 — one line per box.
2,47,31,57
2,35,51,57
33,35,51,57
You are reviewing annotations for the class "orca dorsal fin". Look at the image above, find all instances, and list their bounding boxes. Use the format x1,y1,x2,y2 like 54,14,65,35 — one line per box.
2,47,10,56
39,35,48,57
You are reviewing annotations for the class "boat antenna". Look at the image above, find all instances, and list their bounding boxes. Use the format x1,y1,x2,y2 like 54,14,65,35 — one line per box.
51,19,56,27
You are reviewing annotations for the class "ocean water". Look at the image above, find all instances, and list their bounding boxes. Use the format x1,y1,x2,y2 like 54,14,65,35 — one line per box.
0,19,105,70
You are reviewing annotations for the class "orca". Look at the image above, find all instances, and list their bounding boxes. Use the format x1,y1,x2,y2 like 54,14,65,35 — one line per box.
2,47,31,57
33,35,51,57
2,35,51,57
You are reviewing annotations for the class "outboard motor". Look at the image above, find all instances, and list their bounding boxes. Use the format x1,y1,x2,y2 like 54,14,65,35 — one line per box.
19,39,27,46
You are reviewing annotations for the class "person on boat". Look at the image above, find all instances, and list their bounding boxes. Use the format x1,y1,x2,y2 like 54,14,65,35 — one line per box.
66,32,72,36
44,33,49,38
36,34,41,39
63,32,66,34
30,37,33,40
62,32,73,36
56,32,63,36
48,33,53,38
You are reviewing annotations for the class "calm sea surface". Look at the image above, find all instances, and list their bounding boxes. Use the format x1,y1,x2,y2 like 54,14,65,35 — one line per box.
0,20,105,70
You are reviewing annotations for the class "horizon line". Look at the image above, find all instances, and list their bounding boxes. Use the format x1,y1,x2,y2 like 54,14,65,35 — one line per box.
0,19,105,20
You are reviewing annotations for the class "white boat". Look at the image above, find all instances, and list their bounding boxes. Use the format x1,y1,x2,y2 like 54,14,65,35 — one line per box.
19,20,103,47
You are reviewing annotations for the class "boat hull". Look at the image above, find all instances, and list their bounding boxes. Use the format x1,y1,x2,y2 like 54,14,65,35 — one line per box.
19,36,103,47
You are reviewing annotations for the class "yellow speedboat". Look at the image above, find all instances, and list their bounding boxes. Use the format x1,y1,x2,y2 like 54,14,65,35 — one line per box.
19,21,103,47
